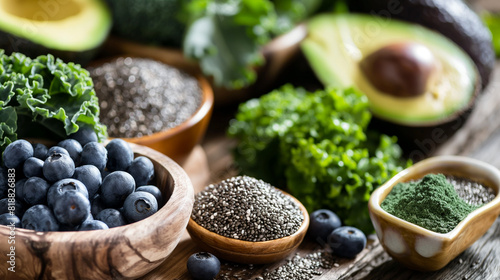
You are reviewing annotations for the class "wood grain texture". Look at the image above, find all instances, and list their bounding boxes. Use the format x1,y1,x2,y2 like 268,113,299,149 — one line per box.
0,143,194,280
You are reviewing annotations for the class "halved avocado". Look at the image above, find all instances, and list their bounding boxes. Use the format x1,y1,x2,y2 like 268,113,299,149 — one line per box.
0,0,111,65
301,14,480,158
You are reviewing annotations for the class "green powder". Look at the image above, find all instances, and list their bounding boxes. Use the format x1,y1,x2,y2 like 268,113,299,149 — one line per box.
381,173,479,234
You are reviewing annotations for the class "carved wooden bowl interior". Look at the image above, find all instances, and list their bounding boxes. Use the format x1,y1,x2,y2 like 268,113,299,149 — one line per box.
0,142,194,280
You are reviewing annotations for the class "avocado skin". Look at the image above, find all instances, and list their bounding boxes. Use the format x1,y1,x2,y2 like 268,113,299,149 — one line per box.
0,30,100,66
348,0,495,88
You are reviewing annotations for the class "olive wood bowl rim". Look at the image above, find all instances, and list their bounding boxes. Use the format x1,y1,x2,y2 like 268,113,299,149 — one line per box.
88,56,214,144
369,155,500,240
0,141,194,237
186,189,310,255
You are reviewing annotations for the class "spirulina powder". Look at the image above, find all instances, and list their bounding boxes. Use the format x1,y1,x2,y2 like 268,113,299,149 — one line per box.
381,174,479,234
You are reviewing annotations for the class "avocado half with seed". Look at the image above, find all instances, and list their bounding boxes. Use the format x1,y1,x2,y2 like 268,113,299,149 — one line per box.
301,14,480,158
0,0,111,65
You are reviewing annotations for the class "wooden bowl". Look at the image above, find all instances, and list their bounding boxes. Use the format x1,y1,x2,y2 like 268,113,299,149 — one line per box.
120,74,213,164
368,156,500,271
0,142,194,279
186,191,310,264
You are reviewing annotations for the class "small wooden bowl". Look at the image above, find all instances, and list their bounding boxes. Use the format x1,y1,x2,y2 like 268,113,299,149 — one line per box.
121,74,213,164
369,155,500,271
0,142,194,279
186,191,310,264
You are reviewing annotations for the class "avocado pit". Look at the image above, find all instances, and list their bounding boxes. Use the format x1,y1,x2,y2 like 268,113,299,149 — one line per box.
360,42,437,98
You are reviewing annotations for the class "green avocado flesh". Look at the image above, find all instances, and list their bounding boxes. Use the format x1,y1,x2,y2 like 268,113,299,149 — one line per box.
0,0,111,52
301,14,478,125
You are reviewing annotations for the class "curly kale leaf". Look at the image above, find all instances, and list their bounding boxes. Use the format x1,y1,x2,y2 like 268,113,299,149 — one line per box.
0,51,107,151
228,85,409,233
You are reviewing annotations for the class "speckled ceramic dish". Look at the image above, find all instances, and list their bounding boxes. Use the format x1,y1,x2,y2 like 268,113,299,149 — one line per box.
368,156,500,271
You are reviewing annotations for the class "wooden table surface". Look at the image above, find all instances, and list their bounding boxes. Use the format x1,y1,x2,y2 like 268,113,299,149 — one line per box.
140,1,500,279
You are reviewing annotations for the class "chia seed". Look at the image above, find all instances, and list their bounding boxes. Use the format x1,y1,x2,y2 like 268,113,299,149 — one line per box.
447,176,496,206
89,57,202,138
192,176,304,242
261,251,334,280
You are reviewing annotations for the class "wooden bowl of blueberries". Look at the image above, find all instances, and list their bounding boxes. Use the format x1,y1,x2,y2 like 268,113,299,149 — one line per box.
0,128,194,279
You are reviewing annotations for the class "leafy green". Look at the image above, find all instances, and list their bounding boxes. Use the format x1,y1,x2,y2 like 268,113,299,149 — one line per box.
228,85,409,233
0,50,107,151
182,0,321,89
483,12,500,57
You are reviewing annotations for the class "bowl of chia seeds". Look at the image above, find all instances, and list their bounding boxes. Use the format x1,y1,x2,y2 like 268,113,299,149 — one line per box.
187,176,310,264
88,56,213,163
368,155,500,271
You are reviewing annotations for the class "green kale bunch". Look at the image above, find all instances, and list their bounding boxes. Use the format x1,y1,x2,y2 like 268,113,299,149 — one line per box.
228,85,409,232
0,51,107,150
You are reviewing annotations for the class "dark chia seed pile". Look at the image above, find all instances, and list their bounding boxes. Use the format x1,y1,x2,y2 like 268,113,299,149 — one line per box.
192,176,304,242
447,176,496,206
89,57,202,138
259,251,335,280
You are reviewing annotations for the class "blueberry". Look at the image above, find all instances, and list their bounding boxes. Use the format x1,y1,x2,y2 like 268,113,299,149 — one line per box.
43,153,75,182
47,146,70,158
23,157,44,178
57,139,83,164
3,139,33,169
123,191,158,223
136,185,163,207
80,142,107,171
90,194,106,217
22,204,59,231
127,156,154,187
327,226,367,259
308,209,342,244
106,139,134,171
0,198,25,218
96,208,126,228
33,143,48,160
0,213,21,227
79,219,109,231
53,191,90,227
23,177,50,205
100,171,135,208
14,178,27,204
187,252,221,280
47,179,88,208
0,167,7,196
73,165,102,198
69,125,98,147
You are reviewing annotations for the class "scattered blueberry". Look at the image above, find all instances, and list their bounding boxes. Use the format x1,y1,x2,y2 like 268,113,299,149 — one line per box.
23,157,44,178
79,220,109,231
22,204,59,231
96,208,126,228
73,165,102,198
57,139,83,164
136,185,163,207
308,209,342,244
23,177,50,205
3,139,33,169
327,226,367,259
33,143,48,160
80,142,107,171
0,213,21,227
47,146,70,158
106,139,134,171
123,191,158,223
100,171,135,208
127,156,154,187
43,153,75,182
47,179,89,208
53,191,90,227
187,252,221,280
69,125,98,146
